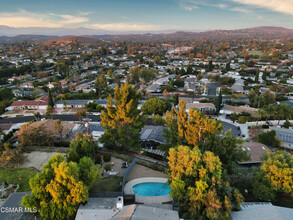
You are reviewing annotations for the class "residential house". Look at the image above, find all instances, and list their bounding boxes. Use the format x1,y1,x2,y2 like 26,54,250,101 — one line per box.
270,127,293,150
55,100,90,109
186,102,216,114
75,197,179,220
220,105,258,117
231,202,293,220
5,95,49,111
238,142,271,166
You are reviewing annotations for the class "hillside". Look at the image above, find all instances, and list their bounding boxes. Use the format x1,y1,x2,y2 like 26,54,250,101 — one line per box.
43,36,98,45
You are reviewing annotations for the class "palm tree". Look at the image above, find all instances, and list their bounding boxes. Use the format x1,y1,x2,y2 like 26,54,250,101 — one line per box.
63,101,67,109
34,112,41,121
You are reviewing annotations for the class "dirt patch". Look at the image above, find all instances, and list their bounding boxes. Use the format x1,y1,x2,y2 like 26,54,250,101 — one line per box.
125,163,168,182
20,151,66,171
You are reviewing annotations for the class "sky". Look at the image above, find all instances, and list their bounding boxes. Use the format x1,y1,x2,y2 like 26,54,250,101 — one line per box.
0,0,293,32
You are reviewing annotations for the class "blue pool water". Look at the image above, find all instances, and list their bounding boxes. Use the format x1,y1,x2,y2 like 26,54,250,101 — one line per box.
132,182,170,196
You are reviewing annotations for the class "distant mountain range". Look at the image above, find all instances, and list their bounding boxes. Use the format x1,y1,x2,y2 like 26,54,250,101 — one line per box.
0,26,293,42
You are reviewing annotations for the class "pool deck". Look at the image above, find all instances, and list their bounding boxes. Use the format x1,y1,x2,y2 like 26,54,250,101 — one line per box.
124,177,172,204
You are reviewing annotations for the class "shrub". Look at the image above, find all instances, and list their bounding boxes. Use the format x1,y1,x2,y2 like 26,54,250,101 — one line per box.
104,164,112,172
238,116,247,124
95,153,102,164
103,153,111,162
152,114,165,125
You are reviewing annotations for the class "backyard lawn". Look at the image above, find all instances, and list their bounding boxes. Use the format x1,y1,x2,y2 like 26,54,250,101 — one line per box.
0,168,38,192
91,176,123,192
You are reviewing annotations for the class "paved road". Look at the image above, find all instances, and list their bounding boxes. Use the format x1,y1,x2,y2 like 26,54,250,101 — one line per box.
0,115,101,124
221,121,241,137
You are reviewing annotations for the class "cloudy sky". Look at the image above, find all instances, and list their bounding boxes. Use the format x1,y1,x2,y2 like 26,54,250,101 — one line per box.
0,0,293,31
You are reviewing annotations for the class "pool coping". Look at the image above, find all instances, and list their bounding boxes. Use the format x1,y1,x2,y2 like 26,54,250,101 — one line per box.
124,177,172,204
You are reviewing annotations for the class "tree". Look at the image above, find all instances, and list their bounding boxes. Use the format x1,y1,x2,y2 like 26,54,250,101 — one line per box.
95,73,108,97
152,114,165,125
54,120,63,139
100,83,144,150
34,112,41,121
74,110,86,121
231,93,239,101
164,101,222,150
78,157,101,189
199,131,250,173
262,90,275,106
47,88,54,108
257,130,281,149
154,56,161,65
68,133,97,162
168,146,243,219
18,122,54,148
141,98,167,115
0,143,23,168
216,90,222,116
262,69,267,81
21,154,89,220
255,69,259,83
208,60,214,71
186,64,193,74
253,151,293,201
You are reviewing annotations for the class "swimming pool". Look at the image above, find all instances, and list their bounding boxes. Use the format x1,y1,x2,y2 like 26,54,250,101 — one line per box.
132,182,170,196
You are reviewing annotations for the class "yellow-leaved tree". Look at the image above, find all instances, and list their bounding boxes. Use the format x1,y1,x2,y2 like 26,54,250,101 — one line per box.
253,150,293,201
168,146,243,219
22,154,99,220
100,83,144,150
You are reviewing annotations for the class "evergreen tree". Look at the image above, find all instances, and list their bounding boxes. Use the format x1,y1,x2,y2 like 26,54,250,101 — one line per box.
216,89,222,115
255,68,259,83
262,69,267,81
47,88,54,108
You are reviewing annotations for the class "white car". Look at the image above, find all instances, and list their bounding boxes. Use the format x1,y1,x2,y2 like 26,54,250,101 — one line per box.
92,113,100,116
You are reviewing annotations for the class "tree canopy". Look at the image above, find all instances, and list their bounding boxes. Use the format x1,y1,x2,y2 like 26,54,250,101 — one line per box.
22,154,89,220
141,98,167,115
168,146,243,219
100,83,144,150
253,151,293,200
163,101,249,173
68,133,97,162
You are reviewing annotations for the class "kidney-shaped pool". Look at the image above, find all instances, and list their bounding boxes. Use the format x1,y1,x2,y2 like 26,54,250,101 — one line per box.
132,182,170,196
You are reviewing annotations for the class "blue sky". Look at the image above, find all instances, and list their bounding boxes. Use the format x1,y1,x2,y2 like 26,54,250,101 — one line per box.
0,0,293,31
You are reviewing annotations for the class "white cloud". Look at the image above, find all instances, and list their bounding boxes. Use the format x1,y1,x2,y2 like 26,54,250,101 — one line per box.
231,0,293,15
178,0,227,11
0,10,88,28
86,23,161,31
230,7,251,13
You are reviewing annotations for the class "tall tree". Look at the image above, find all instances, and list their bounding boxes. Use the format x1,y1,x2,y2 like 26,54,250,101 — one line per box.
168,146,243,219
21,154,89,220
47,88,54,108
100,83,144,150
216,89,222,115
54,120,63,139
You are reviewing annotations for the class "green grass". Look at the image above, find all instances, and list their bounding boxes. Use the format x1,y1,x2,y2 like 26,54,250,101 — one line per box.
25,111,35,113
62,109,70,112
70,109,80,112
90,176,123,192
248,50,263,56
0,168,38,192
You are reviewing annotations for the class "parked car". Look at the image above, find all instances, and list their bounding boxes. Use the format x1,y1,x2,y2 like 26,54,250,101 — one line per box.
83,118,92,122
92,112,100,116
